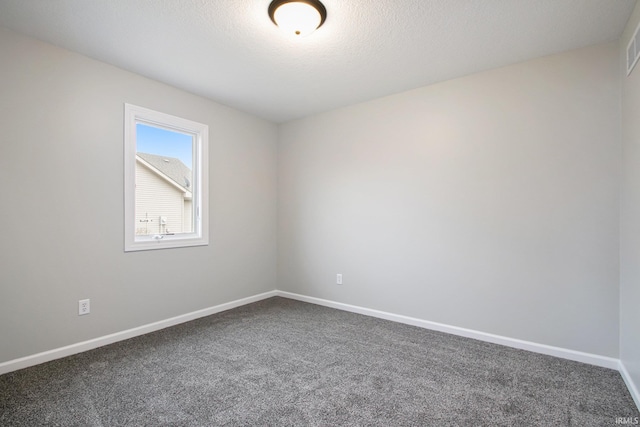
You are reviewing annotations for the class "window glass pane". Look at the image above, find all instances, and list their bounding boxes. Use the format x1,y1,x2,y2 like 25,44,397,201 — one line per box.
135,123,195,236
124,103,208,252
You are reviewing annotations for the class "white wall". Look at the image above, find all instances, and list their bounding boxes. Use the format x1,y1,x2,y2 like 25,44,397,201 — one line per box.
278,42,621,357
0,28,278,363
620,1,640,403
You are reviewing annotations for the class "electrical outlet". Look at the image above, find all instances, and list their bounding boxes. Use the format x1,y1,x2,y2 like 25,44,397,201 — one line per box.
79,299,90,316
337,274,343,285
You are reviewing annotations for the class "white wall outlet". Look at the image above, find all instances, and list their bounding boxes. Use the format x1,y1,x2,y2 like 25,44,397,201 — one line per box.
79,299,90,316
337,274,343,285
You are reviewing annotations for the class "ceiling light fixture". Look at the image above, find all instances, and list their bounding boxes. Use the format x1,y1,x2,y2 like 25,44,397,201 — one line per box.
268,0,327,37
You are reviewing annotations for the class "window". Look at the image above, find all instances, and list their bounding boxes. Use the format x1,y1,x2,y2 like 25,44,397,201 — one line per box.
124,104,208,251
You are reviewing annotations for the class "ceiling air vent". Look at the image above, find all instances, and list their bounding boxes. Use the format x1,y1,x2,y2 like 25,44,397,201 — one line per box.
627,20,640,76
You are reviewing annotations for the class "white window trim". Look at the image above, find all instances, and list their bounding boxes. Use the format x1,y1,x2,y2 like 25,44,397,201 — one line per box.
124,103,209,252
628,18,640,76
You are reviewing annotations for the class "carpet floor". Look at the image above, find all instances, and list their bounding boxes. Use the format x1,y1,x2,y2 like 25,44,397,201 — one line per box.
0,297,638,426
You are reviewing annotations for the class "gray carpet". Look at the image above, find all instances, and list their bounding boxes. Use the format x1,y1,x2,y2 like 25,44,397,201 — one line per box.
0,297,638,426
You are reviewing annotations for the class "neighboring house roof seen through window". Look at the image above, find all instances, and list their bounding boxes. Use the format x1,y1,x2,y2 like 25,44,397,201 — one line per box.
136,152,192,193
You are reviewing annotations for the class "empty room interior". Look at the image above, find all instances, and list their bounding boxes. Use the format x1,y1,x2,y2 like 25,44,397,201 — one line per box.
1,0,640,424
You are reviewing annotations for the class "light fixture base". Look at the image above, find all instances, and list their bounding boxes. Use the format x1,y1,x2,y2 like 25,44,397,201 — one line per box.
268,0,327,36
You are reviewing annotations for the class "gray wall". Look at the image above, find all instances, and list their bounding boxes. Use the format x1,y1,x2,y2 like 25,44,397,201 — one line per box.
278,42,621,357
0,28,278,363
620,1,640,398
0,24,628,367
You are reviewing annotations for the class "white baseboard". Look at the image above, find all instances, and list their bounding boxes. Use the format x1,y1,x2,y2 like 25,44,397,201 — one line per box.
0,288,628,400
276,291,620,371
0,290,278,375
619,361,640,411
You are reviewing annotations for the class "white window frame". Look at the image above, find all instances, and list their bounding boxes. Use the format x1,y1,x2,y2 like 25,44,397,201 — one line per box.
627,19,640,76
124,104,209,252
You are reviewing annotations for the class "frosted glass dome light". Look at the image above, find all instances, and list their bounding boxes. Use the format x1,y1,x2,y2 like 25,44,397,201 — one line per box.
269,0,327,37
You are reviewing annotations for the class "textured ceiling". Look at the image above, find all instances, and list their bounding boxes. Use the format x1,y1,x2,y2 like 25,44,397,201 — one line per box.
0,0,636,123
